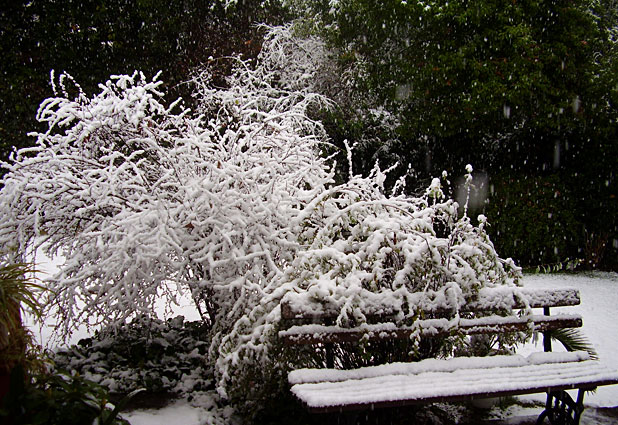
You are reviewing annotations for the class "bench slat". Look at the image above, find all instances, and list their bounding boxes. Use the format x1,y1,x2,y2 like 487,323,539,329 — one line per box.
290,352,618,413
281,287,580,320
289,351,590,384
279,314,582,345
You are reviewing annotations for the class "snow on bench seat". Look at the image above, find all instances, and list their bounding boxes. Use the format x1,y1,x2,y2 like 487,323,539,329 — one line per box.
281,287,580,320
279,313,582,345
289,352,618,413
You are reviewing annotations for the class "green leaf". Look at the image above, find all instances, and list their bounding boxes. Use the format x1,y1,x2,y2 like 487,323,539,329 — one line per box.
102,388,146,425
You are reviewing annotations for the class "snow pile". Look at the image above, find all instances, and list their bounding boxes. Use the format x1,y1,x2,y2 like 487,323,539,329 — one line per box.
121,399,236,425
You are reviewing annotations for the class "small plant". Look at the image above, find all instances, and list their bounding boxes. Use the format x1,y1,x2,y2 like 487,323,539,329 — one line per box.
531,258,583,274
0,257,52,409
549,328,598,360
0,364,138,425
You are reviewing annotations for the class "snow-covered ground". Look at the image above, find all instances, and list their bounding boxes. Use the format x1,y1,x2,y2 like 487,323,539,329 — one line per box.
122,401,203,425
519,272,618,408
33,271,618,423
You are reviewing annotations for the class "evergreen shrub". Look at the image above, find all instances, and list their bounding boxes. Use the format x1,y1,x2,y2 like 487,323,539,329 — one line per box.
54,315,211,396
0,364,131,425
484,173,583,269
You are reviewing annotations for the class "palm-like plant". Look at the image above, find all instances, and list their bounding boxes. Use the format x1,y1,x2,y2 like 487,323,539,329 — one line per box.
550,328,598,360
0,260,45,374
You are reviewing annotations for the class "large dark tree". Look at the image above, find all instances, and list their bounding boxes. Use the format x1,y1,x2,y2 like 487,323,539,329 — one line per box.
323,0,616,169
308,0,618,269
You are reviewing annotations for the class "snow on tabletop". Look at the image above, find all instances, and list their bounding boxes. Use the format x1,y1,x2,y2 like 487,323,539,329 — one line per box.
288,351,590,385
290,355,618,409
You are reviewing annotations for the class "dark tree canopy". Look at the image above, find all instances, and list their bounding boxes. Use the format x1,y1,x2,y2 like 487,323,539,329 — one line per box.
306,0,618,269
323,0,617,168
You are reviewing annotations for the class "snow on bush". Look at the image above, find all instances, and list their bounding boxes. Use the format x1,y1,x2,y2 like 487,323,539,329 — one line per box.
0,25,523,417
55,315,211,394
212,166,523,415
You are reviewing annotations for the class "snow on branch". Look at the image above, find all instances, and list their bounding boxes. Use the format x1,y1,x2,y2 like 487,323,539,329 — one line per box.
212,162,522,410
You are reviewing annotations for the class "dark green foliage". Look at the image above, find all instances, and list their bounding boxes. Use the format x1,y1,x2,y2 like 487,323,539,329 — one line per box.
484,165,618,270
327,0,616,142
0,364,131,425
307,0,618,270
54,315,212,395
484,173,583,268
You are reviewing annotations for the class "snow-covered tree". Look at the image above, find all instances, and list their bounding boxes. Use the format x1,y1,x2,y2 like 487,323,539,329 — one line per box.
0,25,523,419
0,26,334,339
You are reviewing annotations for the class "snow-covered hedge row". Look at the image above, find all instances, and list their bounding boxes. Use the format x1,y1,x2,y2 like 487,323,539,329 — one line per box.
0,25,523,418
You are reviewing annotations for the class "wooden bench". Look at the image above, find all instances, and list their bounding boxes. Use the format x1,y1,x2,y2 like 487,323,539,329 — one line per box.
279,286,618,424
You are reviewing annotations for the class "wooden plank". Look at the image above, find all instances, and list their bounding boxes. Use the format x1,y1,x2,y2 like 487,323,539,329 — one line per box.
281,287,580,320
300,380,614,413
290,358,618,413
279,314,582,345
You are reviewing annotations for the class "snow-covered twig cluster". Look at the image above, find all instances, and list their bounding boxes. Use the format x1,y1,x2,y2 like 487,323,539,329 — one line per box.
213,164,522,405
0,27,334,340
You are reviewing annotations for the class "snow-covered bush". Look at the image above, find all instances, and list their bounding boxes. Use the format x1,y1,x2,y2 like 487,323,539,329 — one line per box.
213,165,523,417
0,24,523,420
54,316,239,424
54,316,211,394
0,26,333,341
